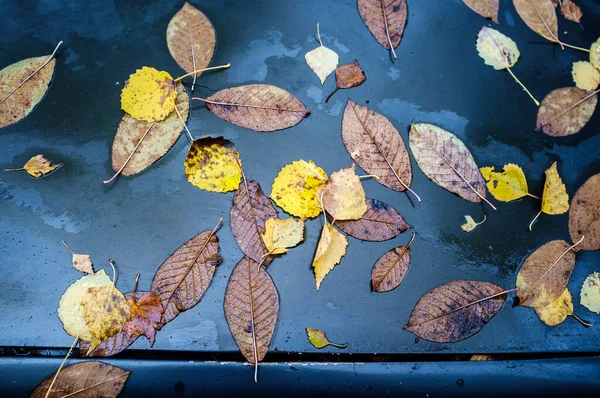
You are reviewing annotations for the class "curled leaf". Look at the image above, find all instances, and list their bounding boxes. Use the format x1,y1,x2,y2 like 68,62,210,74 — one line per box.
313,223,348,290
357,0,408,58
560,0,582,23
572,61,600,92
261,217,304,256
462,0,499,23
461,214,486,233
513,0,559,44
371,233,415,292
325,60,366,103
536,87,598,137
184,137,242,193
534,289,573,326
319,164,367,221
5,154,63,178
121,67,177,122
305,23,339,85
335,198,410,241
306,327,347,349
581,272,600,314
480,164,532,202
569,173,600,251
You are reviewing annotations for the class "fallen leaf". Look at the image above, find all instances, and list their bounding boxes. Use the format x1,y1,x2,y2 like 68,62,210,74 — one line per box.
357,0,408,58
536,87,597,137
541,162,569,215
572,61,600,91
184,136,242,193
534,288,573,326
325,60,366,103
313,223,348,290
371,232,415,292
480,164,533,202
462,0,499,23
270,159,328,218
461,214,486,233
409,123,493,209
4,154,63,178
62,241,94,274
341,100,418,200
581,272,600,314
261,217,305,255
404,280,506,343
121,67,177,122
305,23,339,85
476,27,520,70
335,198,410,241
319,164,367,221
306,327,347,349
30,361,130,398
513,0,560,44
591,38,600,70
231,180,279,265
560,0,583,23
224,257,279,382
569,173,600,251
196,84,310,132
151,224,221,326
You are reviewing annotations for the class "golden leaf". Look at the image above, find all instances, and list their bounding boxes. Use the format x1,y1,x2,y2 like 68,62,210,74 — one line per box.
476,27,520,70
4,154,62,178
184,137,242,193
261,217,305,255
581,272,600,314
306,327,347,349
319,164,367,221
305,23,338,85
461,215,486,233
572,61,600,91
541,162,569,215
480,163,531,202
313,223,348,290
121,67,177,122
591,38,600,70
534,289,572,326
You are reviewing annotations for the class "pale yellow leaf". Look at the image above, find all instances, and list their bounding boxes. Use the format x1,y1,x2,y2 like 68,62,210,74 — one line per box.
534,289,573,326
261,217,305,255
581,272,600,314
319,164,367,221
313,223,348,290
72,254,94,274
306,327,347,349
476,27,520,70
572,61,600,91
461,214,486,233
591,38,600,70
305,24,339,85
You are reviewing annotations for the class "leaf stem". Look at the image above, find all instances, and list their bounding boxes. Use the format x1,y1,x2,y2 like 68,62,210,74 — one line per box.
4,167,25,173
325,87,339,103
108,259,117,286
328,342,348,349
43,335,78,398
380,0,397,59
526,192,542,200
192,96,311,114
189,31,198,92
316,23,323,47
61,240,74,254
528,210,542,231
174,63,231,82
505,66,540,106
103,122,155,184
133,273,140,295
536,30,589,52
570,312,594,327
358,174,380,180
537,88,600,131
532,3,564,49
174,103,193,142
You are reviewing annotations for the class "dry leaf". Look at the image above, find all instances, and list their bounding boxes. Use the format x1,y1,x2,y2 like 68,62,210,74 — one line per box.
513,0,559,43
200,84,310,132
470,354,494,361
572,61,600,91
476,27,520,70
560,0,582,23
313,223,348,290
224,257,279,382
184,136,242,193
357,0,408,58
581,272,600,314
534,289,573,326
270,159,328,218
231,180,279,265
325,60,366,103
462,0,499,23
569,173,600,251
480,164,532,202
305,23,339,85
335,198,410,241
342,100,417,199
151,227,221,326
371,233,415,292
404,280,506,343
261,217,305,255
30,361,130,398
536,87,597,137
516,240,576,308
541,162,569,215
62,241,94,274
319,164,367,221
5,154,63,178
306,327,347,349
461,214,486,233
121,67,177,122
591,38,600,70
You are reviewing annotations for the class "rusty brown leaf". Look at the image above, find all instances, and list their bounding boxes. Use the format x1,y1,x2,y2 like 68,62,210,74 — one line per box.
560,0,582,23
335,198,410,241
536,87,598,137
371,233,415,292
569,173,600,251
462,0,499,23
325,60,366,103
357,0,407,58
513,0,560,43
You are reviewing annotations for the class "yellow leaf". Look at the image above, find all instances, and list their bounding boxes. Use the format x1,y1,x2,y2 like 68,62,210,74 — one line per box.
184,137,242,193
541,162,569,215
270,159,328,218
319,164,367,221
4,154,63,178
534,289,573,326
121,67,177,122
461,214,486,233
313,223,348,290
305,23,339,85
572,61,600,91
261,217,305,255
306,327,347,349
476,26,520,70
480,163,530,202
590,38,600,71
581,272,600,314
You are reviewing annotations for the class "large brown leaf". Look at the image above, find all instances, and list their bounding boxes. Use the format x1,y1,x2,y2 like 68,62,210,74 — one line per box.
513,0,559,43
201,84,310,132
404,280,506,343
151,228,221,326
536,87,598,137
569,173,600,251
231,180,279,266
357,0,407,55
462,0,499,23
224,257,279,381
335,198,410,241
516,240,576,308
371,235,414,292
30,361,130,398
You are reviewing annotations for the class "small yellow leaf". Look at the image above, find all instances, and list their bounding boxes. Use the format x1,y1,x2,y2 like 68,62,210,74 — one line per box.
591,38,600,71
476,27,520,70
261,217,305,255
121,67,177,122
305,24,339,85
184,137,242,193
541,162,569,215
581,272,600,314
461,215,486,233
270,159,328,218
480,164,529,202
72,254,94,274
306,327,347,349
5,154,63,178
534,289,573,326
572,61,600,91
313,223,348,290
319,164,367,221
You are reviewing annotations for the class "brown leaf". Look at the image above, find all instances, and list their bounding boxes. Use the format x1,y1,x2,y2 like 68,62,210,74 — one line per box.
560,0,582,23
335,198,410,241
224,257,279,381
404,280,506,343
569,173,600,251
516,240,576,308
151,227,221,326
325,60,366,103
462,0,499,23
371,233,415,292
357,0,407,57
5,154,63,178
30,361,130,398
536,87,598,137
513,0,559,43
201,84,310,132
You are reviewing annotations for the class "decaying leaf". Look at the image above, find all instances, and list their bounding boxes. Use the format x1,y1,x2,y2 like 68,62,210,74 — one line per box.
560,0,582,23
306,327,347,349
404,280,506,343
224,257,279,382
341,100,418,200
325,60,366,103
335,198,410,241
513,0,560,44
270,159,328,218
197,84,310,132
536,87,598,137
30,361,130,398
461,214,486,233
305,23,339,85
541,162,569,215
4,154,63,178
319,164,367,221
569,173,600,251
534,289,573,326
261,217,304,256
476,27,520,70
313,223,348,290
371,232,415,292
409,123,493,209
357,0,408,58
591,38,600,70
151,225,221,326
581,272,600,314
572,61,600,91
184,136,242,193
480,164,533,202
462,0,499,23
121,67,177,123
62,241,94,274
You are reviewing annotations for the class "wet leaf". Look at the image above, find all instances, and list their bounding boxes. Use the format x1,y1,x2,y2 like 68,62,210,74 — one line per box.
534,289,573,326
306,327,347,349
581,272,600,314
541,162,569,215
201,84,310,132
591,38,600,70
560,0,582,23
480,164,531,202
569,173,600,251
371,233,415,292
513,0,559,43
151,226,221,326
325,60,366,103
30,361,130,398
572,61,600,91
270,159,328,218
319,164,367,221
121,67,177,122
461,214,486,233
357,0,408,58
5,154,63,178
462,0,499,23
224,257,279,382
313,223,348,290
62,241,94,274
184,136,242,193
335,198,410,241
261,217,304,256
305,23,338,85
476,27,520,70
536,87,598,137
404,280,506,343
